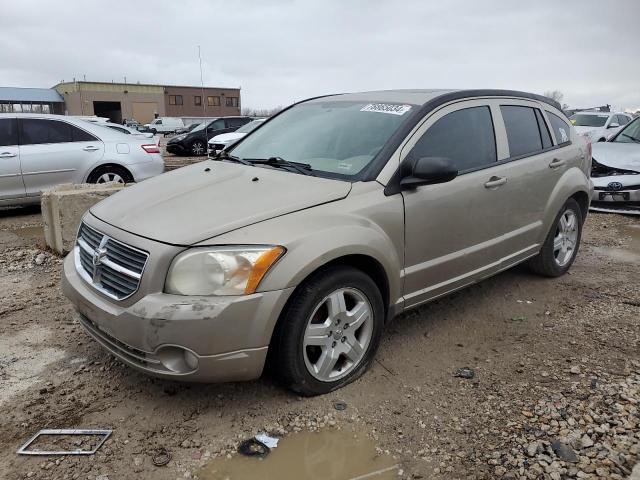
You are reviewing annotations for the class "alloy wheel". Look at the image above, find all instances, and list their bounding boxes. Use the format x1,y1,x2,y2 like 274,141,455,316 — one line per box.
302,287,373,382
96,173,125,184
553,209,578,267
191,141,205,155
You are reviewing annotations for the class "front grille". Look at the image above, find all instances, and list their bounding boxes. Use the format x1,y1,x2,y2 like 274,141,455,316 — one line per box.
75,223,149,300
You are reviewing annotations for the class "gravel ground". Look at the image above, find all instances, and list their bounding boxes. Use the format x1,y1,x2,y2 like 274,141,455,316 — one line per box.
0,198,638,479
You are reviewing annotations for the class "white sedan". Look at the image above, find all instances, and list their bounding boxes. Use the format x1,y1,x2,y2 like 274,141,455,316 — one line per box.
590,117,640,215
0,113,165,207
207,118,266,158
571,111,633,143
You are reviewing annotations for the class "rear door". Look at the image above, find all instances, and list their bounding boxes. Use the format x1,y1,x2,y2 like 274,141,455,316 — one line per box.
488,102,562,265
0,117,25,200
19,118,104,196
401,100,514,307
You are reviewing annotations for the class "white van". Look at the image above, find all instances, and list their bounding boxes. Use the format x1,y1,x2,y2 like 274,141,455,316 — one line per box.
144,117,185,134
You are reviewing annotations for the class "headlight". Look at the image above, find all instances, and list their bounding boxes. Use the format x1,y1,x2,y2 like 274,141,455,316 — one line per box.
165,246,285,296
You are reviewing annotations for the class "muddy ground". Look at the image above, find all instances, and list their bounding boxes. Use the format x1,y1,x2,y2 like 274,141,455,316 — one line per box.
0,201,638,479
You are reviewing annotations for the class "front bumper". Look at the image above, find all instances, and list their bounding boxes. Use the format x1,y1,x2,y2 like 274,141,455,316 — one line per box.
165,143,187,155
62,252,294,382
590,175,640,214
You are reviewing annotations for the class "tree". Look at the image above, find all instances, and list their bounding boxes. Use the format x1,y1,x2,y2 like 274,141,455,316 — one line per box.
241,106,284,117
543,90,564,104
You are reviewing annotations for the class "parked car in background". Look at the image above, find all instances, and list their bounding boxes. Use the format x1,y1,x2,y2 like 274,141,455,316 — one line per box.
208,118,266,157
62,89,592,395
590,116,640,215
570,111,633,142
144,117,185,135
166,116,252,156
99,122,155,139
0,114,164,206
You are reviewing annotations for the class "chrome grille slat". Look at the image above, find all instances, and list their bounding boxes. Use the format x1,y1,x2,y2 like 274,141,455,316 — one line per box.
74,222,149,300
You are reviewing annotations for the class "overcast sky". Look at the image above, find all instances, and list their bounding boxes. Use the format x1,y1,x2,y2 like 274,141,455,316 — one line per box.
1,0,639,111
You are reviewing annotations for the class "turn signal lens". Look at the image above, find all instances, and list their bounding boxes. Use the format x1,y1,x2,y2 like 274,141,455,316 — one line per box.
245,246,285,294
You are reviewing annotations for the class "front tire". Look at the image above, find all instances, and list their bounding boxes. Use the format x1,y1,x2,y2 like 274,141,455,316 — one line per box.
190,140,206,156
528,198,583,277
273,266,384,396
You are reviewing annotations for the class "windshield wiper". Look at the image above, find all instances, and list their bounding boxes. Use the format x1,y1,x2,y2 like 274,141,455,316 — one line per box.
620,133,640,143
215,151,253,166
245,157,315,176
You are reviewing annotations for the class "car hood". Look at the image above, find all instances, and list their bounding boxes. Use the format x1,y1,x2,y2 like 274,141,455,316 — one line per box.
208,132,245,145
592,142,640,171
90,160,352,245
574,126,601,135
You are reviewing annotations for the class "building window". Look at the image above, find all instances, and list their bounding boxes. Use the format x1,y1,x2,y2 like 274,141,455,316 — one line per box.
194,96,202,106
226,97,239,107
207,96,220,106
169,95,183,105
42,104,51,114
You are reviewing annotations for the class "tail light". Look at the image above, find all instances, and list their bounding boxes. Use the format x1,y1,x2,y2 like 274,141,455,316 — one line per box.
585,136,592,159
142,144,160,154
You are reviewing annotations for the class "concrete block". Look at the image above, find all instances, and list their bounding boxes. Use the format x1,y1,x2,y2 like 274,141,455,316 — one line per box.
41,183,126,255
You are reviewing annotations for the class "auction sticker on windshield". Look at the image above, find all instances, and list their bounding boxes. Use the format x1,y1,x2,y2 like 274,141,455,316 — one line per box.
361,103,412,115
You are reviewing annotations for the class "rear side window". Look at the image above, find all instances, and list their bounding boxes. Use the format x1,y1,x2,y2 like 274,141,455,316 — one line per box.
71,125,98,141
410,106,496,172
0,118,18,146
501,106,546,157
616,115,629,126
547,112,571,144
21,119,72,145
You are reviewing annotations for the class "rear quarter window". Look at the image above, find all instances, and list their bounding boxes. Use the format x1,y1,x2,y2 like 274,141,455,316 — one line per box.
546,112,571,145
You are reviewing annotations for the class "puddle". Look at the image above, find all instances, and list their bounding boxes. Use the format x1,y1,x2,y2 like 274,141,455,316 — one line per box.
592,224,640,264
198,428,398,480
0,325,66,405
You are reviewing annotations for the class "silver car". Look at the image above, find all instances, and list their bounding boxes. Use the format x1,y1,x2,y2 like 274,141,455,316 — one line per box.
0,113,164,206
62,89,592,395
590,116,640,215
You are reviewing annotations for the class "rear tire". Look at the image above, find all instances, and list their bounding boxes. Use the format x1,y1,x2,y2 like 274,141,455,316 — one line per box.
528,198,583,277
87,165,133,184
273,266,384,396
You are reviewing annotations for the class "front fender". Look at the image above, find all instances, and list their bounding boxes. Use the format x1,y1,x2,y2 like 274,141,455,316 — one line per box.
202,185,405,307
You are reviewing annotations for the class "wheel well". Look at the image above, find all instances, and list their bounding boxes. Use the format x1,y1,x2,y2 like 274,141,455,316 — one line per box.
265,254,391,374
86,163,133,182
570,191,589,221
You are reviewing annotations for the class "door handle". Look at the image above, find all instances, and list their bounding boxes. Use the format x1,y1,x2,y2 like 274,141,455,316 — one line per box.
83,146,100,152
549,158,565,169
0,152,17,158
484,176,507,189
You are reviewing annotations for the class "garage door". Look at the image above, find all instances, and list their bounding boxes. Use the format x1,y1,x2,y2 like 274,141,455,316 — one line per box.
131,102,158,124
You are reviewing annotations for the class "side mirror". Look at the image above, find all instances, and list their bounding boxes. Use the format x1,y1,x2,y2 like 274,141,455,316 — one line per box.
400,157,458,189
607,122,619,129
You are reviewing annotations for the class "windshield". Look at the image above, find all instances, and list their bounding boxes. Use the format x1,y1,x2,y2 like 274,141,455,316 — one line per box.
236,119,265,134
192,120,217,133
230,101,415,178
188,122,201,132
570,114,608,127
612,117,640,143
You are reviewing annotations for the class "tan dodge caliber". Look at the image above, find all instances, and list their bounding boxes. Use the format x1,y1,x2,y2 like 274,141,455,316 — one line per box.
63,89,593,395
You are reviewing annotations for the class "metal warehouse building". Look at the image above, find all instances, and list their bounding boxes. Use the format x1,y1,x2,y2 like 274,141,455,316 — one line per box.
53,81,241,124
0,87,65,114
